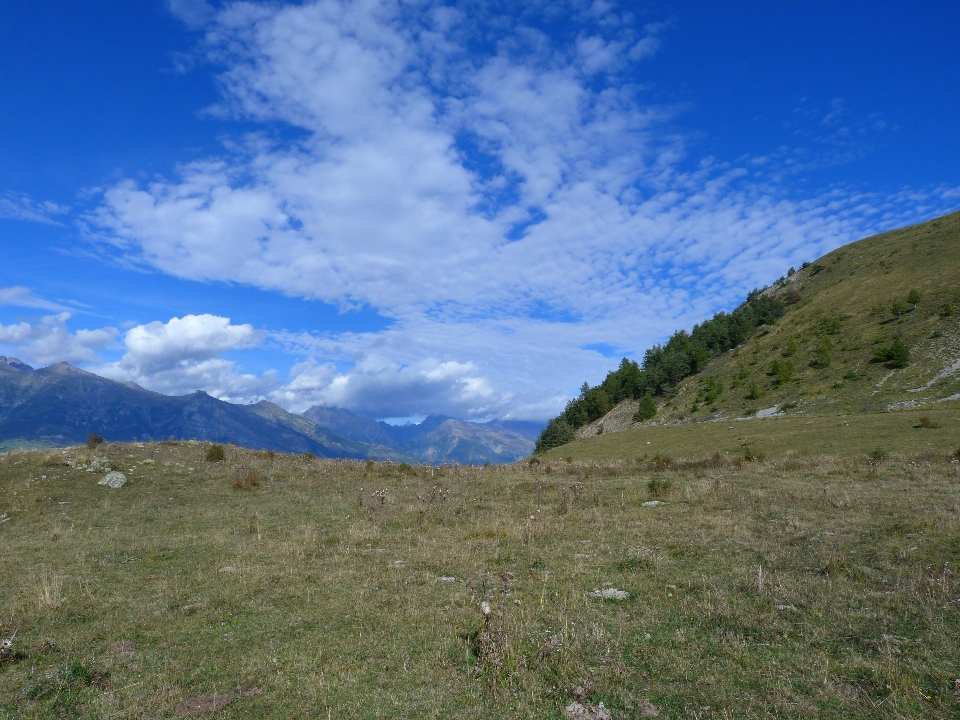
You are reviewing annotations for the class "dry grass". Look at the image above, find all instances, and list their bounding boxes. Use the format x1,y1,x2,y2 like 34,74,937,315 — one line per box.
1,441,959,717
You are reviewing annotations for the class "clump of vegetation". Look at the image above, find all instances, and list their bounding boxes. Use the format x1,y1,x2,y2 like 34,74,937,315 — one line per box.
941,303,954,317
781,337,798,357
205,444,226,462
810,337,833,369
915,417,938,429
769,359,794,385
232,469,261,490
646,477,672,498
633,393,657,422
872,337,910,368
747,381,764,400
86,432,104,449
907,288,921,309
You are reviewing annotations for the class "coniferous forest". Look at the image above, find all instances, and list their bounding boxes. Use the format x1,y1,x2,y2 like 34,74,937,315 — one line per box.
535,289,787,452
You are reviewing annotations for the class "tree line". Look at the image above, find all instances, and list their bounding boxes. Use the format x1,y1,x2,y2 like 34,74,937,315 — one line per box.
534,289,787,453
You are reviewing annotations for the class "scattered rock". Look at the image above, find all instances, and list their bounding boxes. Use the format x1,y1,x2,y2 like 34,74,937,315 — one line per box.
218,566,238,575
98,471,127,489
589,588,628,601
175,694,234,716
641,500,665,507
775,604,798,612
108,640,136,653
563,701,612,720
437,576,456,582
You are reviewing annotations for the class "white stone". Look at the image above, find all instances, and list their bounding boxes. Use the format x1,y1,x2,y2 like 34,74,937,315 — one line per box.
641,500,665,507
589,588,628,600
98,471,127,489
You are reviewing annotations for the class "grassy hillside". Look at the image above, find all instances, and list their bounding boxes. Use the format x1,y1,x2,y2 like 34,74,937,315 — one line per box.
2,442,959,717
562,209,960,449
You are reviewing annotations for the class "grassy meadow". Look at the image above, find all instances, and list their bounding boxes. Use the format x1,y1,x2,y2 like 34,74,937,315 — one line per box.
2,438,960,718
547,408,960,464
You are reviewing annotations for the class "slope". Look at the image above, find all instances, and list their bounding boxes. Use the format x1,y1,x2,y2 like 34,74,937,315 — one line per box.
541,209,960,452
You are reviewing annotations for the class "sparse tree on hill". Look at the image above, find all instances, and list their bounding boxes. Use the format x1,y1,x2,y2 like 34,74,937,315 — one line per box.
907,289,921,309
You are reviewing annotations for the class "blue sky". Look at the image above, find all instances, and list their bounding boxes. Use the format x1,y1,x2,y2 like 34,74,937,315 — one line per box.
1,0,958,421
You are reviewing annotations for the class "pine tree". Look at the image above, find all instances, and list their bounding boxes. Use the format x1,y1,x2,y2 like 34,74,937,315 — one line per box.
634,393,657,421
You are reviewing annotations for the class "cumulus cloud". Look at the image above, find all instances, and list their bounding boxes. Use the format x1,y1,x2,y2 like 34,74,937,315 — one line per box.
93,314,270,401
79,0,960,419
0,313,118,366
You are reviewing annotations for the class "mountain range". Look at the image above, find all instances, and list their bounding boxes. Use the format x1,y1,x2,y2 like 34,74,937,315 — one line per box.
0,359,540,463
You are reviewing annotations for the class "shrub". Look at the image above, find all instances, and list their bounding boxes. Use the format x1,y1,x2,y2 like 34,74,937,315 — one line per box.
747,382,764,400
232,470,260,491
782,338,798,357
890,300,908,318
634,393,657,422
907,289,921,308
206,444,226,462
769,360,794,385
872,338,910,368
647,477,672,497
941,303,954,317
888,337,910,368
810,337,833,369
86,432,104,449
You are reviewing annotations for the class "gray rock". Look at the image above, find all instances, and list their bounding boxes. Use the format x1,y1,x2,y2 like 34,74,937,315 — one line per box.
98,471,127,489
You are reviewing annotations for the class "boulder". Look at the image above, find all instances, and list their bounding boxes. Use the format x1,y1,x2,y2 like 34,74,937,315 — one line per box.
98,471,127,489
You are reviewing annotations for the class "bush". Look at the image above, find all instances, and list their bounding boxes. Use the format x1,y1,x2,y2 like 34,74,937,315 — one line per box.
647,477,672,497
888,337,910,368
941,303,954,317
206,444,226,462
770,360,794,385
86,432,104,449
747,382,764,400
872,338,909,368
634,393,657,421
907,289,921,307
810,337,832,369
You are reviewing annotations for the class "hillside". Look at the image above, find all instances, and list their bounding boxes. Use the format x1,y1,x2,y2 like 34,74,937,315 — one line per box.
302,405,539,464
541,209,960,451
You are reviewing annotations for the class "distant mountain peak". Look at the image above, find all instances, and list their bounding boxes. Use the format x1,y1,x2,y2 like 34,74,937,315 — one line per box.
0,356,33,372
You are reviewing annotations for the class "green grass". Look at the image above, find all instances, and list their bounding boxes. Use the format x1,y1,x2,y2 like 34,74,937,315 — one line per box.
546,408,960,463
2,441,960,717
664,211,960,421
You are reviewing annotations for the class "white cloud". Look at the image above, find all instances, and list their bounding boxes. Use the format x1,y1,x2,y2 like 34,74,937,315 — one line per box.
167,0,214,28
0,193,69,225
0,286,73,312
0,313,118,366
91,314,269,401
79,1,960,420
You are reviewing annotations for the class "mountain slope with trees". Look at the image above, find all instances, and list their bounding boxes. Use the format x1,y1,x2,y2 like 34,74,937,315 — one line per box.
537,209,960,453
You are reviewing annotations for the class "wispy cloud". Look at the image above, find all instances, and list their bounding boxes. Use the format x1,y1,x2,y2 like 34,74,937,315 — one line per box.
0,194,69,226
0,286,73,313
